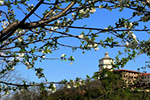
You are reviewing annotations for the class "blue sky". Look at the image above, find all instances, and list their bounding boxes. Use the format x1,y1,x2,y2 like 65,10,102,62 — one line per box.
1,1,150,84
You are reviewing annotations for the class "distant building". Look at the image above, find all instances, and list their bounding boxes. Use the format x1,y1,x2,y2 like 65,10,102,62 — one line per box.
96,52,150,86
140,73,150,84
98,52,114,71
114,69,140,85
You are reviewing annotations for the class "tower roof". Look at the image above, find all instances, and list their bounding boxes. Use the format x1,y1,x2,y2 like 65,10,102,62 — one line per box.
105,52,109,58
99,52,114,61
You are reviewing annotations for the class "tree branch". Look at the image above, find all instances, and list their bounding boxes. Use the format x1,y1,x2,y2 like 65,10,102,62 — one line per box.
0,0,44,43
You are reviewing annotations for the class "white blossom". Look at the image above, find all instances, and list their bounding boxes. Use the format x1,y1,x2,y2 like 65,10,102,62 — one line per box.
54,26,58,30
147,0,150,3
11,67,15,70
72,13,75,18
128,22,133,29
104,74,108,77
68,18,71,22
52,11,56,15
73,85,77,88
129,22,133,26
42,55,45,59
99,5,103,9
6,21,9,25
50,27,54,31
52,89,56,93
0,52,6,56
10,57,20,61
42,50,45,54
93,43,98,47
0,1,4,4
79,9,84,14
67,85,71,89
132,33,136,40
25,62,29,66
88,1,91,3
4,85,7,89
28,37,31,40
146,90,150,92
26,66,32,69
88,44,93,48
18,38,22,42
94,47,99,51
18,31,22,34
20,89,24,92
124,23,127,28
53,83,56,88
125,42,129,46
2,25,6,29
105,28,108,30
18,53,25,57
71,56,74,59
79,81,82,85
3,22,6,26
78,34,84,39
48,88,52,92
61,54,65,57
128,31,137,40
127,31,132,35
57,19,60,24
86,8,90,12
90,8,96,14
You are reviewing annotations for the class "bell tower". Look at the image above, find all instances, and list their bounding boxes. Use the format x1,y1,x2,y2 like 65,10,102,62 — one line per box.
98,52,114,71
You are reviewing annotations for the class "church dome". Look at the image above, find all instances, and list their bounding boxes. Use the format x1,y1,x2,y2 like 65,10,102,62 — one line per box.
98,52,115,71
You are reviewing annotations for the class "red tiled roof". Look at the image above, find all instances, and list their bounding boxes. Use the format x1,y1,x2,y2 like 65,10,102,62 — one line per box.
95,69,150,76
141,73,150,76
114,69,141,73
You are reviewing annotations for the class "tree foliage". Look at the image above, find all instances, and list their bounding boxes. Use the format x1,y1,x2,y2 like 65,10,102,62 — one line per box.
6,70,150,100
0,0,150,95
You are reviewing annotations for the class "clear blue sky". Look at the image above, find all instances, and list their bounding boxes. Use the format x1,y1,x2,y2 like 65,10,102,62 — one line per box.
1,1,150,83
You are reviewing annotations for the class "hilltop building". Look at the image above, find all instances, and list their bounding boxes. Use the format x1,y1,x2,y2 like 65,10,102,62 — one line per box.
96,52,150,86
98,52,114,71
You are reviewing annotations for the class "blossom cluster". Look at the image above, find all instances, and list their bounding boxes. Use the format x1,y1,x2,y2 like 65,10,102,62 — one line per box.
0,0,4,4
25,61,32,69
124,22,133,29
125,31,138,49
65,79,85,89
79,7,96,15
1,21,9,29
48,83,57,93
27,4,34,12
78,34,99,51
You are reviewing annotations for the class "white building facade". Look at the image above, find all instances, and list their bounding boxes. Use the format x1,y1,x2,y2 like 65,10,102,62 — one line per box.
98,52,115,71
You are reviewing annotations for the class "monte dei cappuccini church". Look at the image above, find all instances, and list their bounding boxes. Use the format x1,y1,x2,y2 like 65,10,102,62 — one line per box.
96,52,150,85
